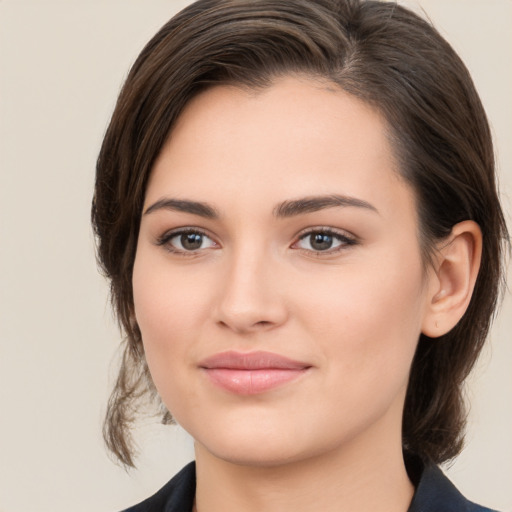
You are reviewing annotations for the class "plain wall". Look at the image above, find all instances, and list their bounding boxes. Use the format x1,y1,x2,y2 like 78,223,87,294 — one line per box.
0,1,510,511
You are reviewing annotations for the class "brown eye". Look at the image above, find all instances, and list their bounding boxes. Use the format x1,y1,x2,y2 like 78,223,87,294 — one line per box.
180,232,204,250
295,229,356,253
309,233,334,251
159,229,216,253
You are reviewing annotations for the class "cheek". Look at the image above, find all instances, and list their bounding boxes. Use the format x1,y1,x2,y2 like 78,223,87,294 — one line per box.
297,253,426,388
133,246,212,340
132,250,205,399
288,262,425,445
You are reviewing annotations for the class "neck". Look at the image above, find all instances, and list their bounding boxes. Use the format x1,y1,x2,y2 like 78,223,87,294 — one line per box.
193,415,414,512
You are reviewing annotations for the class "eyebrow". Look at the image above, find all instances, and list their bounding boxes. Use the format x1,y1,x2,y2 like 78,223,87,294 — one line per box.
273,194,379,217
144,198,219,218
143,194,378,219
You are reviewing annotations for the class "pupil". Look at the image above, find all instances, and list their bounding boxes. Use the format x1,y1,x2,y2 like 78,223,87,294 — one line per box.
311,233,333,251
181,233,203,250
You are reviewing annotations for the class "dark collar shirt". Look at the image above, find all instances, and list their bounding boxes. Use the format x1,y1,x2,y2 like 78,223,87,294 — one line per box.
122,460,499,512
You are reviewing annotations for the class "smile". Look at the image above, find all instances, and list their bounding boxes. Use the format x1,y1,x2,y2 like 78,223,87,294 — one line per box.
198,351,312,395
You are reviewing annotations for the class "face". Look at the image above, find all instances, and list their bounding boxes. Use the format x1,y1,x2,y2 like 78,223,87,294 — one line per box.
133,76,435,468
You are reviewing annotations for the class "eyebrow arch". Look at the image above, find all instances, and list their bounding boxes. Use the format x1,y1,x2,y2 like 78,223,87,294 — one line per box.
274,194,379,218
144,198,219,218
143,194,378,219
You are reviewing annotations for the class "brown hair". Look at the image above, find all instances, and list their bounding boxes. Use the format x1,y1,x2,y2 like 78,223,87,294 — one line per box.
92,0,508,467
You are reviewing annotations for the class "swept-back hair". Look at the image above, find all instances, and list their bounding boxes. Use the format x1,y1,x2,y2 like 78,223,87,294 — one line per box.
92,0,508,467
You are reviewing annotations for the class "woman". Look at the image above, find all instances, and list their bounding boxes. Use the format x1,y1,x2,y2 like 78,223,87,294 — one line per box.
92,0,508,510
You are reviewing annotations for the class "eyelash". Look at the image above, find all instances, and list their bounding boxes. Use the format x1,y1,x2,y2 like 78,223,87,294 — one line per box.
293,227,358,255
156,228,217,257
155,227,358,257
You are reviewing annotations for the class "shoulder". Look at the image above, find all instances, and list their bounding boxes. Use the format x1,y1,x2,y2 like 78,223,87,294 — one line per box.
121,462,196,512
409,460,500,512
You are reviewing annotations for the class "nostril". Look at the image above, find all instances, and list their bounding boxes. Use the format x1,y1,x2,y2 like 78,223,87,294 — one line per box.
216,318,275,333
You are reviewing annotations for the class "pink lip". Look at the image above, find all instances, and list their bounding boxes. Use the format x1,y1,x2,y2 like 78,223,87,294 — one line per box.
199,351,311,395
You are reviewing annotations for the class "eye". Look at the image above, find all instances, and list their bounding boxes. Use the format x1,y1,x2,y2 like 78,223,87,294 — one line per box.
294,229,356,253
157,229,217,254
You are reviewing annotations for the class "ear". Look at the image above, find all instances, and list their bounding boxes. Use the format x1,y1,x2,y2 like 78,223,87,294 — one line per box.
422,220,482,338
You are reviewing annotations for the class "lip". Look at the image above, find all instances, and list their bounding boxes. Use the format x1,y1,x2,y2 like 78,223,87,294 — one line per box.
199,351,312,395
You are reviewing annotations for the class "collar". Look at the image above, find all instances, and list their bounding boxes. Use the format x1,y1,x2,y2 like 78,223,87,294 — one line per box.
407,459,497,512
123,459,497,512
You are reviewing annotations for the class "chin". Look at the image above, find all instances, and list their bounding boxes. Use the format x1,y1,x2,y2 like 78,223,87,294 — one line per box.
189,414,307,467
200,438,306,468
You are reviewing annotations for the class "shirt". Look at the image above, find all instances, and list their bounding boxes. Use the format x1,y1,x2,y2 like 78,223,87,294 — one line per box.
122,460,498,512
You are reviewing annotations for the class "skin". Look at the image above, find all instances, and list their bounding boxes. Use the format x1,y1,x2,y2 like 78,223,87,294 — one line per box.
132,76,481,512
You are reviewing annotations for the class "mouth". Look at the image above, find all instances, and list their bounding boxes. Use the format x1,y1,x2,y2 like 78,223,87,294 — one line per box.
198,350,312,395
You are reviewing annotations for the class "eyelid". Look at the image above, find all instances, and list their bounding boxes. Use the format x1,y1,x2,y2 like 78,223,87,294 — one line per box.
153,225,358,256
292,226,358,253
155,227,219,255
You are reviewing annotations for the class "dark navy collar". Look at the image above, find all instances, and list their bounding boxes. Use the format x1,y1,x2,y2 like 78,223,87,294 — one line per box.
407,461,497,512
123,462,196,512
123,459,498,512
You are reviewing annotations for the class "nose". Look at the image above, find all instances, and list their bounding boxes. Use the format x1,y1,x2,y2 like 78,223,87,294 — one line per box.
213,247,288,334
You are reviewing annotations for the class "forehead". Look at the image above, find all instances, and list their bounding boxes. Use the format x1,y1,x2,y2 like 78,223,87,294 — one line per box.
147,76,413,221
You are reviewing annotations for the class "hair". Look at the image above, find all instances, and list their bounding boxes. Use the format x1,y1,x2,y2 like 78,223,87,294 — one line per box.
92,0,508,468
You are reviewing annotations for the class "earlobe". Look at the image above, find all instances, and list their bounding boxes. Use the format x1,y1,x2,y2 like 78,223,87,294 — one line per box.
422,220,482,338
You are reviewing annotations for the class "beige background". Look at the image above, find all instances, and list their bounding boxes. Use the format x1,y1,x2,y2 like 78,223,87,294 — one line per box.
0,1,510,511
